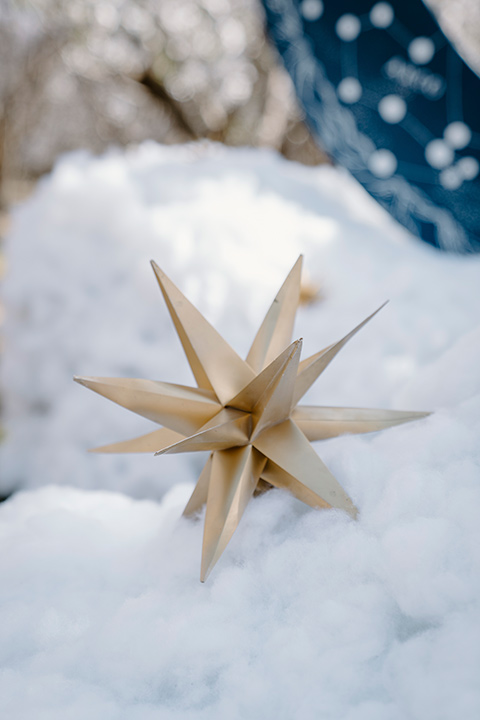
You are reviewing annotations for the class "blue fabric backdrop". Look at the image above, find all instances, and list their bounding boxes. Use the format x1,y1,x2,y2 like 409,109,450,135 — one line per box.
262,0,480,252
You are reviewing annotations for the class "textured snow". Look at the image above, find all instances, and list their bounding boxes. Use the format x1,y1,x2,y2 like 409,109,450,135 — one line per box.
1,143,480,718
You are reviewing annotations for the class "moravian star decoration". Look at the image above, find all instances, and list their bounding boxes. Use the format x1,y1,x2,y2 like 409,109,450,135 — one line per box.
75,257,429,581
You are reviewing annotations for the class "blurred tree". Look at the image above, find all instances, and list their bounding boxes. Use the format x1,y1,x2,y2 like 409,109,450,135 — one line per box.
0,0,326,207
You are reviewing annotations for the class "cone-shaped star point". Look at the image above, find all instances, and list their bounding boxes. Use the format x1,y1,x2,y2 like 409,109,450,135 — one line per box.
200,446,266,582
246,255,303,373
73,376,220,436
183,454,213,518
150,261,255,404
155,408,251,455
89,427,184,454
293,301,388,405
251,339,302,439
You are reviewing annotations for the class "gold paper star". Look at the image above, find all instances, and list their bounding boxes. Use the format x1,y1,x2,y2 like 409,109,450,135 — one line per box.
75,257,428,581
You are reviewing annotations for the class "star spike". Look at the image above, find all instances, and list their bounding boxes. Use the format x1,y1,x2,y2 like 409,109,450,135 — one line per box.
150,262,255,404
155,408,251,455
253,419,357,517
250,339,302,439
260,460,332,511
200,446,267,582
89,427,184,454
246,255,303,373
228,339,303,413
292,406,431,441
76,260,430,581
183,454,213,517
293,302,388,405
73,377,221,436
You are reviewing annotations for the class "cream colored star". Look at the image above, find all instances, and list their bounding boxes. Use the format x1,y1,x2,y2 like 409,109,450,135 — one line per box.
75,257,428,581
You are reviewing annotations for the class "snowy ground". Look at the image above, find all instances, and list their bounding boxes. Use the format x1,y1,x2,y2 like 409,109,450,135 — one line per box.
1,143,480,718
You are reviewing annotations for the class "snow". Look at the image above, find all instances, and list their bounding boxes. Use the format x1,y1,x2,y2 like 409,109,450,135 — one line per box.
1,477,479,719
1,142,480,718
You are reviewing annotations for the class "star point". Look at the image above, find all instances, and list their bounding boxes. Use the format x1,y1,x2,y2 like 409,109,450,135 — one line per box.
76,258,429,581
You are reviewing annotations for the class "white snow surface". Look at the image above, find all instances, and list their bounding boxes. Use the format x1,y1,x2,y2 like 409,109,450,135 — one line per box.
1,143,480,718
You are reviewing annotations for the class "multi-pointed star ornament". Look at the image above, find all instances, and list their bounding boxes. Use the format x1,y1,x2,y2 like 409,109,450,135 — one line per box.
75,257,429,581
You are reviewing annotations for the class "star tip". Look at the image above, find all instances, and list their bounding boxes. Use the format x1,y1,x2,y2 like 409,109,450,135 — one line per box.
151,259,166,276
73,375,88,387
200,561,213,583
403,409,432,421
286,338,303,357
370,300,389,318
294,255,304,273
345,501,359,520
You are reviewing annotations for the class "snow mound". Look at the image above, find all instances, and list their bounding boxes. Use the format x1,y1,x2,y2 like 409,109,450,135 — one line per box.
0,480,479,719
2,142,480,499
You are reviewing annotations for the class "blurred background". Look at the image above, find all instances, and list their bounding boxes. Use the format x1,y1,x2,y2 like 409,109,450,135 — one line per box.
1,0,480,216
0,0,480,460
0,0,328,221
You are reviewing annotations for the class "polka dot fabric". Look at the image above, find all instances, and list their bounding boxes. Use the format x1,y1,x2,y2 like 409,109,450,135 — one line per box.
263,0,480,252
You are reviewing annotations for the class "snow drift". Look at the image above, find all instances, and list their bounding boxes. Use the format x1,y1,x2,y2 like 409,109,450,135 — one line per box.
0,143,479,718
